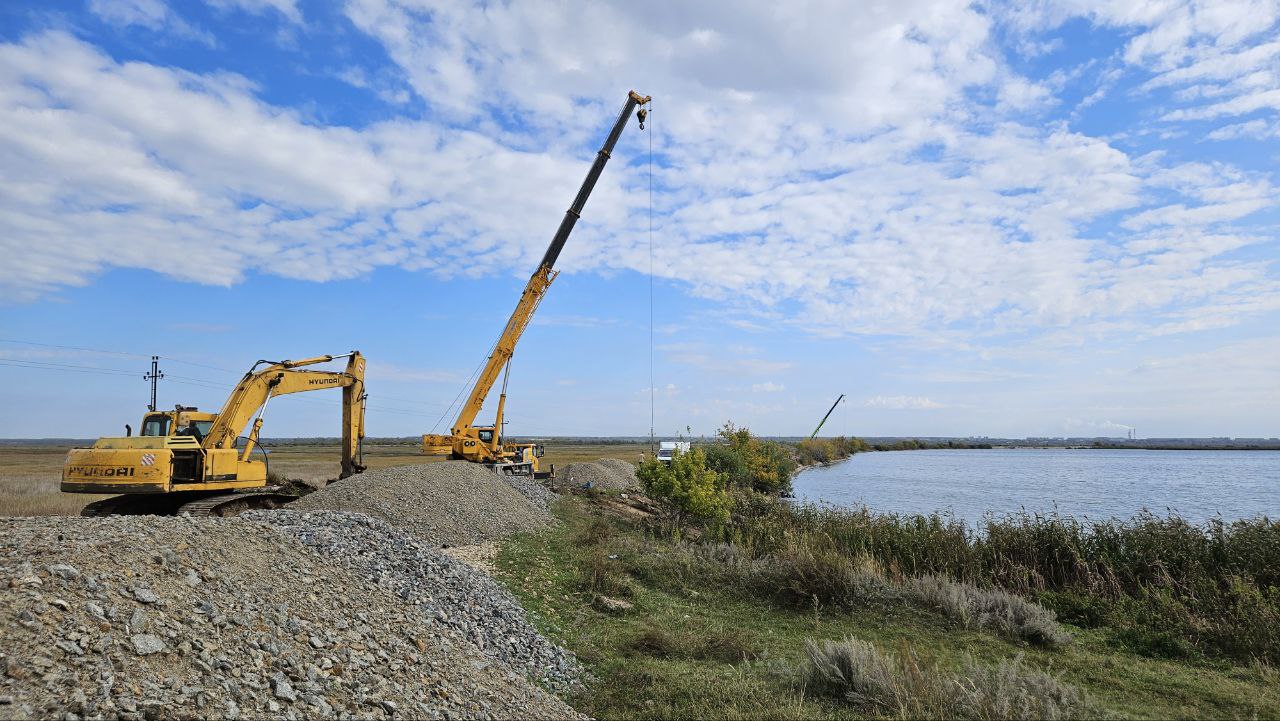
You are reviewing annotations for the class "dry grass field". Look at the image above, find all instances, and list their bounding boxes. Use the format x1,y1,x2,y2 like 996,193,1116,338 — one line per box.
0,440,649,517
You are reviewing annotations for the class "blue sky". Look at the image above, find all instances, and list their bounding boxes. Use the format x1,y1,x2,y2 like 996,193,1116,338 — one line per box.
1,0,1278,439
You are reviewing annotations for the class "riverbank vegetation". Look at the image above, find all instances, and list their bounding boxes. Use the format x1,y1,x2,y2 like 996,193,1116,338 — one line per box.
498,497,1279,719
496,426,1280,718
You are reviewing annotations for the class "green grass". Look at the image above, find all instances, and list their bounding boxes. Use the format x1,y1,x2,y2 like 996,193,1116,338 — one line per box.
494,498,1280,720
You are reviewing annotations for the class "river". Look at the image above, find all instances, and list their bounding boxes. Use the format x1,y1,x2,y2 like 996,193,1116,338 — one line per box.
790,448,1280,526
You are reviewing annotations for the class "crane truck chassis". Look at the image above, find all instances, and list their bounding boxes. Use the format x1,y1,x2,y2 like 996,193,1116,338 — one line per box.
62,352,367,517
422,90,651,478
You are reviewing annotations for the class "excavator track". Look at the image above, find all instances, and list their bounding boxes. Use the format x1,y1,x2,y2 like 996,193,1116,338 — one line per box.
80,488,302,518
175,492,297,517
80,494,191,517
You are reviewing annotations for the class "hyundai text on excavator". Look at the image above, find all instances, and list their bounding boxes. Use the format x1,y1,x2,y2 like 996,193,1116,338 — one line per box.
62,352,367,516
422,90,651,478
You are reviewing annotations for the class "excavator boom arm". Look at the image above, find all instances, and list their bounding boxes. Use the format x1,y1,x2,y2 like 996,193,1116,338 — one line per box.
205,352,367,476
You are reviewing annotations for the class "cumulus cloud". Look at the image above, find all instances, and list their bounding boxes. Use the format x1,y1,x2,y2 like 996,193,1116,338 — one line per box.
1,1,1277,355
751,381,785,393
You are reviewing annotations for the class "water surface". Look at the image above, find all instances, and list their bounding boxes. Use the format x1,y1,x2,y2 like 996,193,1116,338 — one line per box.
791,448,1280,526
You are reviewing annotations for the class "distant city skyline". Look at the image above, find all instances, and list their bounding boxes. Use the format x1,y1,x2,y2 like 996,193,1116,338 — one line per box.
1,1,1277,439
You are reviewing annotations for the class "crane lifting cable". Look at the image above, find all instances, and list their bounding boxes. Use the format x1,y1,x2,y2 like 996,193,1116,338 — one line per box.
648,98,656,456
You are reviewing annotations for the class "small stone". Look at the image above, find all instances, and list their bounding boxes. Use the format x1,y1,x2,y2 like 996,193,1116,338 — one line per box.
55,640,84,656
47,564,80,580
183,570,202,586
86,601,105,619
133,588,159,604
308,636,325,649
130,634,167,655
0,695,11,704
272,676,297,702
130,608,149,633
378,700,398,714
50,598,70,611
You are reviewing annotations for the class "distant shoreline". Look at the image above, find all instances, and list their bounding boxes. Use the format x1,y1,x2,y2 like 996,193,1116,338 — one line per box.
3,436,1279,452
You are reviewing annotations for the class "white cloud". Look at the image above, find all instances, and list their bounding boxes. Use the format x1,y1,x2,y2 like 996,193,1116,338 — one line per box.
864,395,945,410
205,0,301,23
1062,418,1134,435
1,3,1277,358
1206,118,1280,140
88,0,216,44
751,381,785,393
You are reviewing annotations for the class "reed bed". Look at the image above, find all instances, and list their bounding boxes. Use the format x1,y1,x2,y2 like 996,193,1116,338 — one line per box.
726,499,1280,662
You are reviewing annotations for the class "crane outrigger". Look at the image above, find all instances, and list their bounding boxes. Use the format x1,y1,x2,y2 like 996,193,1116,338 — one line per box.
422,90,652,478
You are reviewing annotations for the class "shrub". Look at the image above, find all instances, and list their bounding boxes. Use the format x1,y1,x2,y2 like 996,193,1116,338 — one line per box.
637,447,731,523
795,436,869,466
906,574,1071,647
805,637,907,710
804,637,1092,719
716,422,797,495
771,543,897,609
955,654,1090,720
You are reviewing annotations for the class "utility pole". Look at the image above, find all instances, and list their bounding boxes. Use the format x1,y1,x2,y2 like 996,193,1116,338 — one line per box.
144,356,164,411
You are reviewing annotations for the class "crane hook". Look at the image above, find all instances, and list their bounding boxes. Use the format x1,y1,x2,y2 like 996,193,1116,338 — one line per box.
637,108,648,130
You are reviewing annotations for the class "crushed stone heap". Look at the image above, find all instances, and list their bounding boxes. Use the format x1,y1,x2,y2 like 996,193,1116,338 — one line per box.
560,459,640,491
0,515,581,720
290,462,552,547
244,510,582,693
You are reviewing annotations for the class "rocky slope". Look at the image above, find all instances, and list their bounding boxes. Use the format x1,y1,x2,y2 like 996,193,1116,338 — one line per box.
1,509,581,719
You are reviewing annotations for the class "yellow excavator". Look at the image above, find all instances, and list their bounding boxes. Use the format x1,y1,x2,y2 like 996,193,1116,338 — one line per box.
63,352,367,516
423,90,651,477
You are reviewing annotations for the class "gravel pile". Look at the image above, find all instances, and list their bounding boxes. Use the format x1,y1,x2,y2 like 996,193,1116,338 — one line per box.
498,474,559,511
291,462,552,546
560,460,639,491
0,515,580,720
245,510,582,692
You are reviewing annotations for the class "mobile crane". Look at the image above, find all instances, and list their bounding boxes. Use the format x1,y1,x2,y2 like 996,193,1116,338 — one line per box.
63,352,367,516
422,90,652,477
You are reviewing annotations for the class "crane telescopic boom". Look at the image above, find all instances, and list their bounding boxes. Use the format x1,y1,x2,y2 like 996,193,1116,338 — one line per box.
810,394,845,439
423,90,652,476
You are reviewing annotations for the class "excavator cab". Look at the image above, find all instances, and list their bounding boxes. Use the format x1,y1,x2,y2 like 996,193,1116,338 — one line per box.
139,407,215,438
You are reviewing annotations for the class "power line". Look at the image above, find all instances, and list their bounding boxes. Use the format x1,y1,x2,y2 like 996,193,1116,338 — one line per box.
0,338,149,359
0,359,138,377
0,337,239,374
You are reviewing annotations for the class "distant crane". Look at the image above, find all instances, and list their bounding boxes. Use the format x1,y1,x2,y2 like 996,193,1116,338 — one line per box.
809,394,845,439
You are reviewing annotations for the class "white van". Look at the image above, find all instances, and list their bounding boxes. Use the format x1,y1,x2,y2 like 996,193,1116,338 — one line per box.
656,441,691,463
